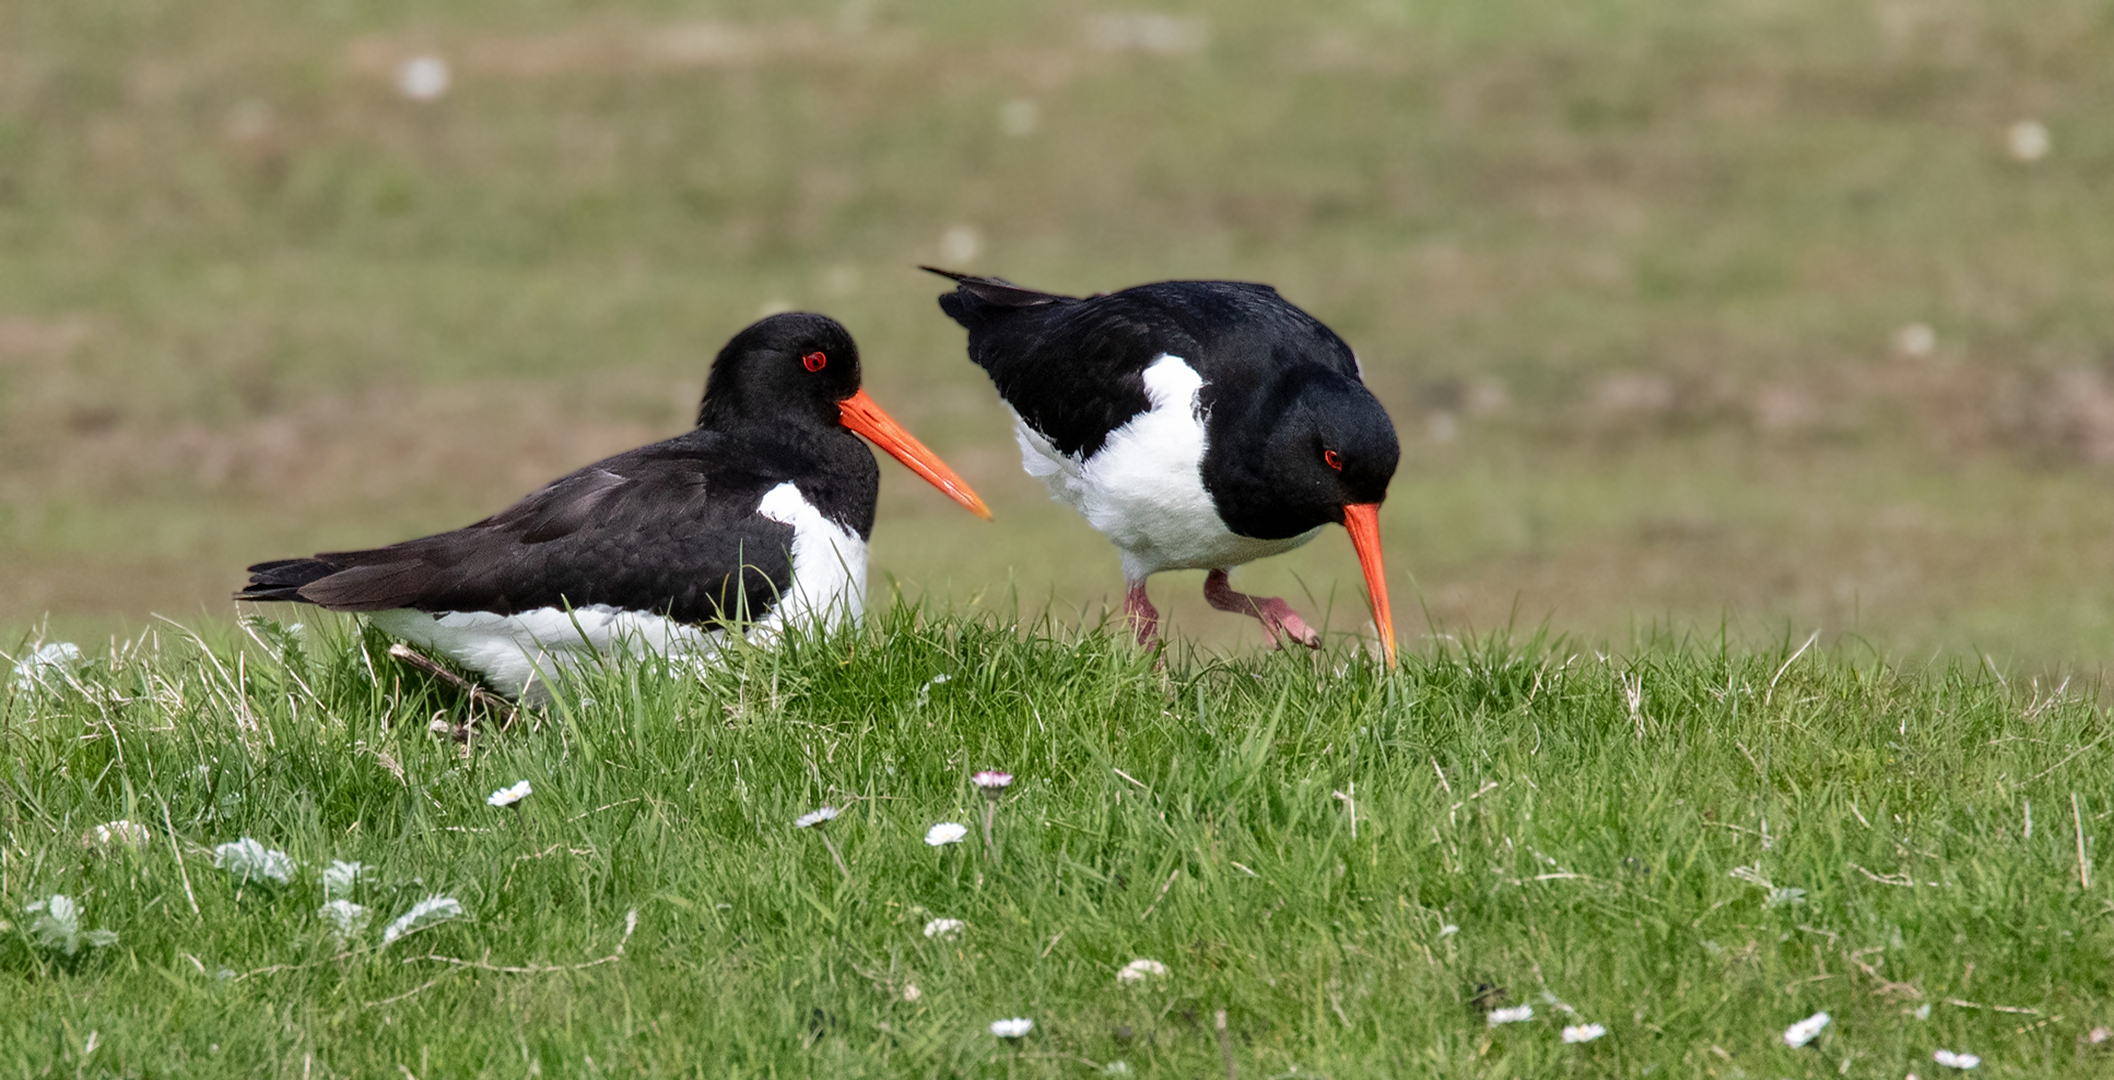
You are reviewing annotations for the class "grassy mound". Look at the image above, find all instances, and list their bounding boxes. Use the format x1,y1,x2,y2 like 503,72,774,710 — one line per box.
3,613,2110,1076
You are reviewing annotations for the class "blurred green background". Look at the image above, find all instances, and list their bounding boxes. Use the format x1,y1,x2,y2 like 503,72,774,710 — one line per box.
5,0,2113,667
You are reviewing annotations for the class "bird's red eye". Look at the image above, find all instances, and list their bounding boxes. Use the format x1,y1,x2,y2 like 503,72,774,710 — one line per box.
802,351,828,372
1324,449,1343,471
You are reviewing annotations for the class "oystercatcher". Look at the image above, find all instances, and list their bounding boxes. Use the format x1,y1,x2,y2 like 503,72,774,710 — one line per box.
927,268,1399,664
238,312,990,699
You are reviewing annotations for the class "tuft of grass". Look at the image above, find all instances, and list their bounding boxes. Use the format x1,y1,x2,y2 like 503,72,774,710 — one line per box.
2,612,2110,1076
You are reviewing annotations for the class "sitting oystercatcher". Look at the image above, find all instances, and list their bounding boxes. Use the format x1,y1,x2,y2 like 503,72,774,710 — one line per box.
238,312,989,700
927,268,1399,664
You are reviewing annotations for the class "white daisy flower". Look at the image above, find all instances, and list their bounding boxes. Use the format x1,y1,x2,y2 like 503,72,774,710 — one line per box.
795,806,840,829
487,781,532,808
1783,1011,1830,1048
1437,924,1459,938
317,899,370,939
213,838,297,885
972,770,1014,791
380,895,464,946
1933,1049,1980,1070
1561,1023,1607,1044
922,918,966,940
901,983,921,1002
925,822,969,846
1116,958,1169,983
989,1017,1033,1038
395,56,451,102
1487,1006,1534,1026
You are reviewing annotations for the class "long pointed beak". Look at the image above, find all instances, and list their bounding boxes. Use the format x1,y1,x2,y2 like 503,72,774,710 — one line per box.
1342,502,1396,668
839,389,993,520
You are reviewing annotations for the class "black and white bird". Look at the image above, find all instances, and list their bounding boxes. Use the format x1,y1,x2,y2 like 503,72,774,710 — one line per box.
238,313,989,699
928,268,1400,664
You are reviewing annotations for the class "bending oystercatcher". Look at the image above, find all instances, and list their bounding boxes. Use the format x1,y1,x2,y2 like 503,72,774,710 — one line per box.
238,312,990,699
927,268,1400,664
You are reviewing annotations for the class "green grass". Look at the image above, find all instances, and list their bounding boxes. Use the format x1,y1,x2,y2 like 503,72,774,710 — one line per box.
4,614,2111,1077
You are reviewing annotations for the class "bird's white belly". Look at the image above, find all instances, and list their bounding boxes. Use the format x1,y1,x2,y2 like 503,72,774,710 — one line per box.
370,482,866,701
370,605,713,703
1013,354,1320,580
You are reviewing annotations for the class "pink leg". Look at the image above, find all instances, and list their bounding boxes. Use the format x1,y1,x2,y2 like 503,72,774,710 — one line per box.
1123,578,1159,645
1204,569,1322,650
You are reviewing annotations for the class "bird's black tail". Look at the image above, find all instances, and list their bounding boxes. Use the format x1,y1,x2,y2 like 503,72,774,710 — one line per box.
921,266,1072,328
235,558,340,603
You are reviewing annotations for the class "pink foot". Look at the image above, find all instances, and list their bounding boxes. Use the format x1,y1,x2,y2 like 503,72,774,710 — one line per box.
1204,569,1321,650
1124,578,1160,645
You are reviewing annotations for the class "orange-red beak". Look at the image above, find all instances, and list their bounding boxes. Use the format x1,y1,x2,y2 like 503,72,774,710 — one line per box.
1342,502,1396,668
838,389,993,520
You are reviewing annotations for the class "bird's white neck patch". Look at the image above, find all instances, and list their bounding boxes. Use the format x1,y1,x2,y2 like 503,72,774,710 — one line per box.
754,481,869,635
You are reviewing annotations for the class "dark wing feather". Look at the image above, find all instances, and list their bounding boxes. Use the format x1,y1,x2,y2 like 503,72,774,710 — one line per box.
919,266,1069,308
238,434,799,626
931,273,1164,459
932,272,1361,459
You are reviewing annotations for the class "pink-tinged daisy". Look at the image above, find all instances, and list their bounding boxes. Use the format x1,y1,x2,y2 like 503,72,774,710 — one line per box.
81,820,150,850
972,771,1013,859
795,806,849,878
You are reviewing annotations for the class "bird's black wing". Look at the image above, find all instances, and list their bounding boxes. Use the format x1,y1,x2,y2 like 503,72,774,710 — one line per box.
928,269,1358,459
927,268,1180,459
237,433,798,627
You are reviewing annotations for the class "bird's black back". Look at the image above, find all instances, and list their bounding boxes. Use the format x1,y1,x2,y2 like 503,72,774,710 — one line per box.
239,415,879,626
929,270,1362,460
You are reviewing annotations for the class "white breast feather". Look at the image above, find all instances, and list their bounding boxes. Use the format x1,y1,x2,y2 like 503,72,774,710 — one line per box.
754,481,869,634
1013,354,1318,579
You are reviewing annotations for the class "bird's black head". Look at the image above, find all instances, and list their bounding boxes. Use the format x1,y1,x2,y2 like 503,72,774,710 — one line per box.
1207,366,1399,540
695,311,996,521
697,313,863,429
